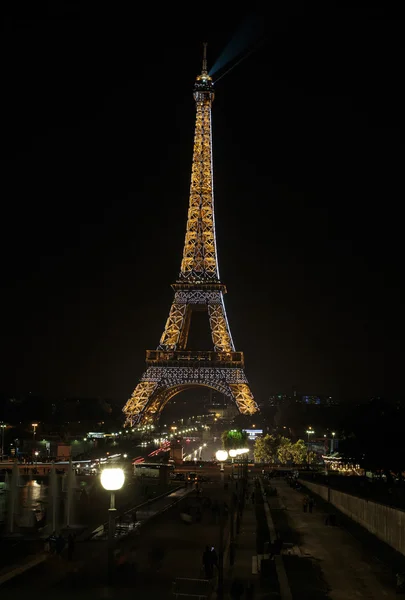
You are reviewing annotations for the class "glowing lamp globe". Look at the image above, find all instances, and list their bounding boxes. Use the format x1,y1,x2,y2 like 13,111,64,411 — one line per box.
229,449,237,458
215,450,228,462
100,468,125,491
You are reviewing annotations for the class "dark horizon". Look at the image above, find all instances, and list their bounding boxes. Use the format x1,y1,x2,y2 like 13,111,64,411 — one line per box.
0,5,400,408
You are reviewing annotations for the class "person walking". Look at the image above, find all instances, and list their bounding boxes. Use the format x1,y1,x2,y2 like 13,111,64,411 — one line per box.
230,578,244,599
47,531,57,554
55,533,66,559
202,545,214,578
211,500,219,524
210,546,218,570
67,532,75,561
128,545,137,577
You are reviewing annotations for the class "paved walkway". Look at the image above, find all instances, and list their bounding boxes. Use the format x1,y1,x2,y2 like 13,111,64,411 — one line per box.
68,479,233,598
0,479,238,598
270,478,399,600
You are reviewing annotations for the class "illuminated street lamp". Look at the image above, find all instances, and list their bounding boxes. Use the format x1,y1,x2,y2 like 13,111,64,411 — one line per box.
331,432,336,453
216,449,228,471
306,428,315,466
100,467,125,584
0,423,6,461
229,449,237,480
215,449,229,600
216,449,228,487
32,423,38,456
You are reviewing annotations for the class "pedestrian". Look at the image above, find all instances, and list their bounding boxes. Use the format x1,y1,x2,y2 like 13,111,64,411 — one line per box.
55,533,66,558
128,545,137,575
202,545,214,578
273,533,283,554
148,546,164,570
47,530,57,554
396,572,405,594
229,540,236,566
67,532,75,560
308,497,314,513
211,500,219,524
302,497,308,513
232,491,238,508
230,578,244,599
210,546,218,570
245,580,255,599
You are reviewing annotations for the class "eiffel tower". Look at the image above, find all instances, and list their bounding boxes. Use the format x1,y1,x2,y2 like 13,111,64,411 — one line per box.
123,44,259,426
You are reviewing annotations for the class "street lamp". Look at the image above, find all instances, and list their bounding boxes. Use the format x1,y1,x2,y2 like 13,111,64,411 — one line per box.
229,449,237,480
32,423,38,458
215,449,228,600
216,450,228,472
216,450,228,483
0,423,6,461
306,428,315,466
100,467,125,584
331,432,336,453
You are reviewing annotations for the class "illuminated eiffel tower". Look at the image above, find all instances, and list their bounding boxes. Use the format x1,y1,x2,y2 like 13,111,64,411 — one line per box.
123,44,259,426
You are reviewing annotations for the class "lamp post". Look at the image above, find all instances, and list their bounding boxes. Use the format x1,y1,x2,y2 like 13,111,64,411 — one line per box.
0,423,6,461
229,449,237,480
32,423,38,459
100,467,125,584
331,432,335,453
306,428,314,466
215,449,228,600
215,450,228,483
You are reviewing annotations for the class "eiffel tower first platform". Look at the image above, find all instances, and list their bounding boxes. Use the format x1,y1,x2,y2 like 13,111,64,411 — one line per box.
123,44,259,427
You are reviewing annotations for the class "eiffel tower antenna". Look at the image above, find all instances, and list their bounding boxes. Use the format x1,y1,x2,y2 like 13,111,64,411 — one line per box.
123,45,259,427
202,41,208,75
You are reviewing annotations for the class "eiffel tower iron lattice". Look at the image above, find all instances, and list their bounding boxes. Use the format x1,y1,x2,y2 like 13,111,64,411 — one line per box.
123,44,259,426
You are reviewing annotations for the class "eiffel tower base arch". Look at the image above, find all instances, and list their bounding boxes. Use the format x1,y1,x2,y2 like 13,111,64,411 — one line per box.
124,366,258,426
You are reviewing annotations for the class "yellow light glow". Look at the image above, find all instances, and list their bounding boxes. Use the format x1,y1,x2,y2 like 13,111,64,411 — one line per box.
100,468,125,491
215,450,228,462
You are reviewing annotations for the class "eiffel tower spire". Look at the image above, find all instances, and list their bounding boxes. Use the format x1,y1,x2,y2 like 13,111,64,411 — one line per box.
123,44,258,426
179,42,218,284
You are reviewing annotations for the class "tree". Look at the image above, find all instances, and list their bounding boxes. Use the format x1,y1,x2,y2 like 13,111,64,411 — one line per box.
290,439,308,465
221,429,248,451
253,434,279,463
277,436,293,464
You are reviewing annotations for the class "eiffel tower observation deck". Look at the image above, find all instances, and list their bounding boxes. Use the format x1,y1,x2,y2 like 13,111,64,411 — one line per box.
123,44,259,426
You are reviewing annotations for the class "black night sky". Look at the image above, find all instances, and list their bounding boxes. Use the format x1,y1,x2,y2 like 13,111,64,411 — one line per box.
0,4,401,405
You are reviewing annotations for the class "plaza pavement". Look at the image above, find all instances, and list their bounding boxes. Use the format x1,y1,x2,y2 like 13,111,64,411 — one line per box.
2,472,403,599
269,477,400,599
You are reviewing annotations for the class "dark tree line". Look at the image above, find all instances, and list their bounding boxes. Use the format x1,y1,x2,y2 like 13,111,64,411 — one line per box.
338,397,405,483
